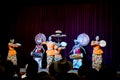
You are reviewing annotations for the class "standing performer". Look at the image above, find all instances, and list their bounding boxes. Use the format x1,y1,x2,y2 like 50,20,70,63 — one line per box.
7,38,21,65
51,30,67,58
42,36,62,68
31,33,46,69
69,33,90,69
91,35,106,71
69,39,85,69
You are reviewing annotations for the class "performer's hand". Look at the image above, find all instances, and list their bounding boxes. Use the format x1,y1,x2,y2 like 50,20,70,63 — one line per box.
16,43,21,46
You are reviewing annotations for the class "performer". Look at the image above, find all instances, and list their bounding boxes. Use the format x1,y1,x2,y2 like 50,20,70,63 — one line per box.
7,38,21,65
51,30,67,58
69,39,86,69
42,36,64,68
31,33,46,69
69,33,90,69
91,35,106,71
31,43,45,69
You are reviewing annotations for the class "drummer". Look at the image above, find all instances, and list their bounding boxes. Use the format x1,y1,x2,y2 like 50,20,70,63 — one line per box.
69,39,84,69
42,35,67,68
31,33,46,69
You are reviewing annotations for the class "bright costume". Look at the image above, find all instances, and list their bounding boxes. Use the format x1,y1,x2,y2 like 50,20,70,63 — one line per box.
92,44,103,71
91,36,106,71
69,33,90,69
42,41,62,68
31,44,44,69
7,41,20,65
70,44,84,69
31,33,46,69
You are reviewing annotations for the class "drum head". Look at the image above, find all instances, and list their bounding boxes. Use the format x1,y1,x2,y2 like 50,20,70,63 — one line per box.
100,40,106,47
61,42,67,47
35,33,46,44
77,33,90,46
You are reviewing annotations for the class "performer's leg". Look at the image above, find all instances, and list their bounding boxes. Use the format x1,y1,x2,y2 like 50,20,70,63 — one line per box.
54,54,62,61
7,54,17,65
34,57,42,69
73,59,82,69
92,54,102,71
47,55,54,69
92,53,95,69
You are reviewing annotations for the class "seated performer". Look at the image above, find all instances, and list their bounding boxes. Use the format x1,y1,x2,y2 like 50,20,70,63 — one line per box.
7,38,21,65
69,39,86,69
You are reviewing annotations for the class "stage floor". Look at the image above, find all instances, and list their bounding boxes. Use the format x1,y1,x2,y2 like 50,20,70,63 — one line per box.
20,68,78,74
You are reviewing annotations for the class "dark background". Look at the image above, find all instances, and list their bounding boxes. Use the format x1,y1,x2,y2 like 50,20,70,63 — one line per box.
0,0,117,69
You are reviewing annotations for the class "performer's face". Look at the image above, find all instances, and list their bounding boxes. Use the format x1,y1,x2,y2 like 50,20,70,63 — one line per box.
95,36,99,41
10,39,14,43
48,36,52,41
37,38,42,43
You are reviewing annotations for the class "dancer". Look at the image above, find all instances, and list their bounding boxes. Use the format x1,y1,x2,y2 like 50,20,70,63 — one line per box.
42,36,64,68
69,33,90,69
91,35,106,71
51,30,67,58
31,43,45,69
31,33,46,69
69,39,86,69
7,38,21,65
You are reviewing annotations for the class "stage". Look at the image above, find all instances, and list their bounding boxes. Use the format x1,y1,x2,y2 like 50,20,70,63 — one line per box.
20,68,78,74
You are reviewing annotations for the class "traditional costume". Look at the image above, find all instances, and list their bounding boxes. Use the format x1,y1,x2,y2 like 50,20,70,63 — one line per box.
7,39,21,65
91,36,106,71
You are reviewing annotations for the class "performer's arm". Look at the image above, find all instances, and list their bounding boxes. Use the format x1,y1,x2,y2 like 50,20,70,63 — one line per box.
80,46,86,54
30,46,36,55
42,46,45,53
69,46,75,54
91,41,95,46
8,43,19,47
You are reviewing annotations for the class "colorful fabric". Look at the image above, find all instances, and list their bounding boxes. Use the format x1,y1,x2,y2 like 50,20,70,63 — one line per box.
73,59,82,69
92,53,102,71
93,45,103,54
35,45,42,53
72,47,83,69
43,41,57,56
7,54,17,65
74,48,81,54
54,54,62,61
31,44,44,69
7,44,18,65
8,45,17,55
47,55,54,68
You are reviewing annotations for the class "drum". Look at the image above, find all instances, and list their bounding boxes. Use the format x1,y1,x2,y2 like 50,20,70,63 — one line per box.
77,33,90,46
60,42,67,47
99,40,106,47
35,33,46,44
16,43,21,46
69,54,82,59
